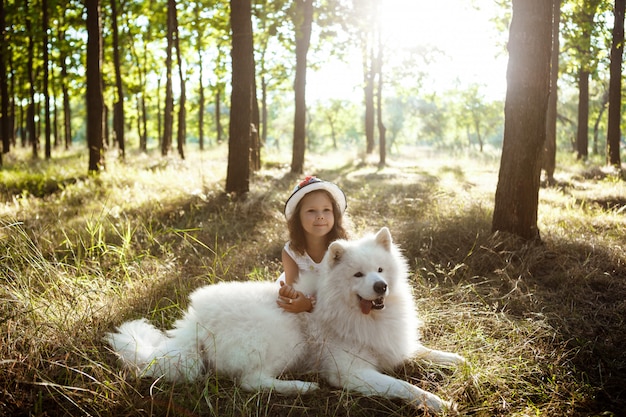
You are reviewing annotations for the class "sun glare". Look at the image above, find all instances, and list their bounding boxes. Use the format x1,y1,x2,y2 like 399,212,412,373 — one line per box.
380,0,508,98
308,0,508,102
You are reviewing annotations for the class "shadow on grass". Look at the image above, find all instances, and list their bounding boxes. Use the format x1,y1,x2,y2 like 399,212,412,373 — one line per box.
4,157,625,416
398,206,626,414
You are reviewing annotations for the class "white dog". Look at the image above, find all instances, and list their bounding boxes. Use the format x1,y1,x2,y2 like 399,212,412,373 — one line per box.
105,227,464,413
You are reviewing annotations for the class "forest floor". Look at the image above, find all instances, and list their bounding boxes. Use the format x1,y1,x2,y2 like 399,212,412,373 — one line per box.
1,145,625,416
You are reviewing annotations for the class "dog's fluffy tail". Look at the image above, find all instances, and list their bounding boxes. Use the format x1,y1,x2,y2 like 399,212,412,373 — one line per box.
105,318,203,381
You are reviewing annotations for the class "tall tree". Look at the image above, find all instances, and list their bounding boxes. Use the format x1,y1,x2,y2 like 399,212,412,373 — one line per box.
607,0,624,167
290,0,313,174
492,0,553,240
58,22,72,150
361,0,375,155
574,0,602,160
42,0,51,159
110,0,125,159
86,0,105,172
174,2,185,160
194,1,205,150
161,0,175,156
0,0,8,163
226,0,254,194
254,0,291,149
25,0,38,158
543,0,561,185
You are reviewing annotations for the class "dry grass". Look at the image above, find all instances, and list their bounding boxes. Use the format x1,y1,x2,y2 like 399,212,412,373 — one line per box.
1,146,625,416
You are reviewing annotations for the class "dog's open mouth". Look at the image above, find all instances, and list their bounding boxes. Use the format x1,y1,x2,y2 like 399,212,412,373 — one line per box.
358,296,385,314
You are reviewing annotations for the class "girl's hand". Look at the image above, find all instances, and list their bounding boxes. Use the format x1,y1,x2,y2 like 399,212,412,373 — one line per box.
277,282,313,313
278,282,298,299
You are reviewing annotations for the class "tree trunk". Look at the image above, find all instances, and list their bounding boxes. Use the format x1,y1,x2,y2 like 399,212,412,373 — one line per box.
161,0,175,156
250,59,260,171
543,0,560,185
593,92,608,155
110,0,125,159
103,104,110,147
226,0,254,195
126,21,148,152
364,45,375,155
52,83,58,148
0,0,9,161
196,8,205,151
86,0,105,172
290,0,313,174
42,0,51,159
250,123,260,171
216,86,223,144
174,4,185,160
576,68,589,160
25,0,38,158
607,0,624,167
492,0,552,241
261,75,268,146
59,27,72,150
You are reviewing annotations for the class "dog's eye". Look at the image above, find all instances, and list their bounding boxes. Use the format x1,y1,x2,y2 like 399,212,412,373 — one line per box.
378,267,383,273
354,272,364,278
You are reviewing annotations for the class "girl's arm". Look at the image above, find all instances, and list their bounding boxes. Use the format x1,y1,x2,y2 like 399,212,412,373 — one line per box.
281,248,299,286
277,249,313,313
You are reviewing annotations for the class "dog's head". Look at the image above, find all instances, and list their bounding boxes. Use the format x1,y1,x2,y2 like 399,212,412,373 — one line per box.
324,227,406,315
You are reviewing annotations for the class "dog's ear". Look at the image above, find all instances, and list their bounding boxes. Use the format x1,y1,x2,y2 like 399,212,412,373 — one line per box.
375,227,392,251
328,241,346,267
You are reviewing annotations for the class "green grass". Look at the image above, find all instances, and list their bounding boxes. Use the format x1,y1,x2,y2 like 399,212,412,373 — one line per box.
1,146,625,416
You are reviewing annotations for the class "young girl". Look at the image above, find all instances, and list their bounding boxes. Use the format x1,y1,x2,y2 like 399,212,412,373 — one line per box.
276,176,348,313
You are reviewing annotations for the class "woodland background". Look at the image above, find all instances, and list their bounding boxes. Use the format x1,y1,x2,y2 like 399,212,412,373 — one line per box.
1,0,626,416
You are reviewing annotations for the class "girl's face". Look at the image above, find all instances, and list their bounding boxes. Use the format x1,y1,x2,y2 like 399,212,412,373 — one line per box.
298,191,335,239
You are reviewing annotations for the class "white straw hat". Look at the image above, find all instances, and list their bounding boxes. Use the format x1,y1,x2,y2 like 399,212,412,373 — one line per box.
284,176,347,221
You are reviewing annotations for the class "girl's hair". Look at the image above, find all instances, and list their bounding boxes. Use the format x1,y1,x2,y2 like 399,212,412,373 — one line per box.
287,189,348,255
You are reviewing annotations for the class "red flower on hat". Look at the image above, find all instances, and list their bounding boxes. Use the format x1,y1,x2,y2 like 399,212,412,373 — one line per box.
297,176,320,190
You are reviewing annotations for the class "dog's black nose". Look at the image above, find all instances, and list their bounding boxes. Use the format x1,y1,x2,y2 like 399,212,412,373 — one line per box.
373,281,387,295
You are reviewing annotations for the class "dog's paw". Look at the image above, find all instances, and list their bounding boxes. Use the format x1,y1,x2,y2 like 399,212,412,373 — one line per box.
450,353,466,365
420,395,460,415
296,381,320,394
433,351,466,366
418,392,448,414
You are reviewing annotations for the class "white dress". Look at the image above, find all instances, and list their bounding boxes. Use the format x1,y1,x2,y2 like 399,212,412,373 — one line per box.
276,242,323,285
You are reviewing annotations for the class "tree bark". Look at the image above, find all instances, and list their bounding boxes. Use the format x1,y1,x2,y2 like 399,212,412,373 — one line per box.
574,2,599,161
261,75,268,146
0,0,9,161
196,4,205,151
110,0,125,159
492,0,552,241
364,45,375,155
576,68,589,160
42,0,51,159
226,0,254,195
607,0,624,167
174,3,185,160
543,0,560,184
86,0,105,172
161,0,175,156
59,26,72,150
216,86,223,144
593,92,608,155
290,0,313,174
25,0,38,158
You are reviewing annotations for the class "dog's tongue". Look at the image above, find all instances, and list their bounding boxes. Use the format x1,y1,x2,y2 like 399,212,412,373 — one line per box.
360,298,373,314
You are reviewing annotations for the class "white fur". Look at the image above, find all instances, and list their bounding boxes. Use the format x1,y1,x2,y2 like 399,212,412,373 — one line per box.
105,227,464,413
